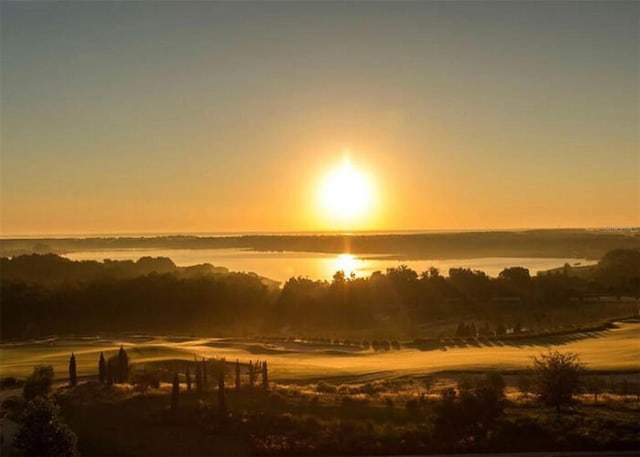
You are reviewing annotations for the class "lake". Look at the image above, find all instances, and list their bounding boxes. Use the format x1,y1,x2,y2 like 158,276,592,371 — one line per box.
62,248,596,283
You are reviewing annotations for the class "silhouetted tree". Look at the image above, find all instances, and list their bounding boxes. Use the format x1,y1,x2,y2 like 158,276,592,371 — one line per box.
262,360,269,390
14,397,78,457
171,372,179,412
235,359,241,391
3,248,637,341
117,346,129,383
186,368,192,392
195,362,202,394
218,366,226,422
499,266,531,287
456,321,467,338
68,353,77,387
98,352,106,383
201,358,208,389
469,322,477,338
533,350,585,411
249,360,255,387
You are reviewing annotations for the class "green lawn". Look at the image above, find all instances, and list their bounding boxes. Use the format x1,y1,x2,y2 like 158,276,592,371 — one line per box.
2,321,639,382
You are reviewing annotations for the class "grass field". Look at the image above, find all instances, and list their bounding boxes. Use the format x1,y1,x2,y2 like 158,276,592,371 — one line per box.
1,323,639,456
1,321,639,382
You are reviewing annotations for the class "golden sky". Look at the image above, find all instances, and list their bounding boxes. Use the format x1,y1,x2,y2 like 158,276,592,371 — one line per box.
1,2,638,235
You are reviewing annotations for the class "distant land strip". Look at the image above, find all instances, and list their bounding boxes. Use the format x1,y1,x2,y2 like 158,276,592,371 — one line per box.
1,229,639,260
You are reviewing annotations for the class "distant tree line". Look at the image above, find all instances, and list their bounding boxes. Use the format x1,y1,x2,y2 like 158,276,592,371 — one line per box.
2,229,638,260
1,249,638,340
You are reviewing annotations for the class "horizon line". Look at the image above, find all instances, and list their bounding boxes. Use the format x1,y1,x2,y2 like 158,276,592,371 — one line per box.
1,226,638,240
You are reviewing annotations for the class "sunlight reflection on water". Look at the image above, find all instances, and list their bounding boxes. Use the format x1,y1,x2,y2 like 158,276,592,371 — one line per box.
63,248,596,283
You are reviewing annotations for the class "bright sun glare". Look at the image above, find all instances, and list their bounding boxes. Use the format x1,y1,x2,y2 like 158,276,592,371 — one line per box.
318,156,374,226
334,254,359,277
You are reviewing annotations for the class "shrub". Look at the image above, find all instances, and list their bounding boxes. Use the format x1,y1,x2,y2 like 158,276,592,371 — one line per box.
131,369,161,393
584,375,606,404
1,376,18,389
316,380,337,393
14,397,78,457
2,395,26,420
23,365,54,400
433,374,506,442
532,350,585,411
456,374,475,394
517,372,533,397
405,398,419,410
360,382,378,395
385,397,394,409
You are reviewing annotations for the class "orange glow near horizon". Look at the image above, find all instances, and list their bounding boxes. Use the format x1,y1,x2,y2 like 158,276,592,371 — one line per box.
2,3,639,236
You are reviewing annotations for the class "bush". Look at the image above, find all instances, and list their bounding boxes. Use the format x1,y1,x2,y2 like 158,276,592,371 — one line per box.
2,395,26,420
131,369,161,393
433,373,506,442
532,350,585,411
23,365,54,400
473,373,506,421
316,380,337,393
405,399,420,412
1,376,18,389
360,382,379,395
456,374,475,393
517,372,533,397
268,391,286,409
341,396,369,408
14,397,79,457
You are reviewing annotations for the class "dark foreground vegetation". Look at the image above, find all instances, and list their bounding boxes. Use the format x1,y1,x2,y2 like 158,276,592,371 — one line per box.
2,349,639,456
1,248,638,340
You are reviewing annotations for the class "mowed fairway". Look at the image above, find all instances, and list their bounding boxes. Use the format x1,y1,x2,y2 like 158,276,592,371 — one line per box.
2,322,639,381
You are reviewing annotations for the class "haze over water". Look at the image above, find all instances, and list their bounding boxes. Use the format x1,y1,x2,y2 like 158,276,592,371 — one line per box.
63,248,594,283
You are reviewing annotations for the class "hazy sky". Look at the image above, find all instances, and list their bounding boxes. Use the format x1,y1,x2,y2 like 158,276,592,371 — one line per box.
2,1,638,235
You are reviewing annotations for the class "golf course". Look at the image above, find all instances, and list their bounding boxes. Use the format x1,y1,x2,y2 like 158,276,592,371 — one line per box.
3,320,638,382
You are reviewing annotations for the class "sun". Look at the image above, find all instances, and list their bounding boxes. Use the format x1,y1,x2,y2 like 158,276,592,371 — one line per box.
317,156,375,227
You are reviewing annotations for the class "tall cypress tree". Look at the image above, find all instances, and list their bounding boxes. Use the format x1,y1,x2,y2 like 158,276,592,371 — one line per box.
195,363,202,394
218,368,226,422
248,361,255,387
117,346,129,384
186,368,192,392
98,352,106,383
262,360,268,390
68,353,77,387
106,359,113,386
201,358,208,390
235,359,241,391
171,372,179,412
